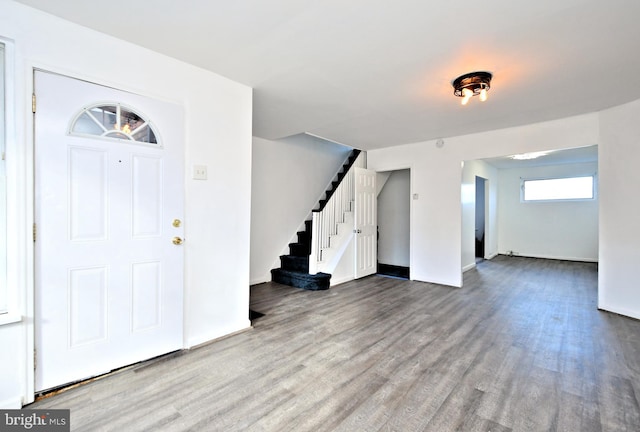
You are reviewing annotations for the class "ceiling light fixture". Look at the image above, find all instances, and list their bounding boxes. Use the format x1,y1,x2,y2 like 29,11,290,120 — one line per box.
510,151,549,160
452,71,492,105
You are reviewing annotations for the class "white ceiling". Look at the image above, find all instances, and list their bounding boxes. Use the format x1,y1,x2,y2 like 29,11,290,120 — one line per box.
14,0,640,151
481,145,598,170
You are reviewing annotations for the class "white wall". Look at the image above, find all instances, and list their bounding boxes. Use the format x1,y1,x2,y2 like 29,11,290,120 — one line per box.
250,134,351,284
377,169,410,267
0,0,252,407
461,160,499,272
598,99,640,319
497,162,599,262
368,113,599,288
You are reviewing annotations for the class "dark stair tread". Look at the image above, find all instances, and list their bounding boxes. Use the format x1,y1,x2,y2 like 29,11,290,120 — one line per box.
271,268,331,291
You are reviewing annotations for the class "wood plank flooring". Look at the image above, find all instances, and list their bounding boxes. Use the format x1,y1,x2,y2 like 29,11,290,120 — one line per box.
29,256,640,431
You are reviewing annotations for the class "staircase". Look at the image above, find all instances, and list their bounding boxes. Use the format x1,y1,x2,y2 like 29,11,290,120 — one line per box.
270,149,362,290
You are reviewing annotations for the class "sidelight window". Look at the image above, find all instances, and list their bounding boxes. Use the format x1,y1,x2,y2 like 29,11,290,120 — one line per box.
0,41,6,314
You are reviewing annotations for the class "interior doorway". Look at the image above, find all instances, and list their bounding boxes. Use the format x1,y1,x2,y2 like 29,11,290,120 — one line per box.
377,169,410,278
475,176,487,260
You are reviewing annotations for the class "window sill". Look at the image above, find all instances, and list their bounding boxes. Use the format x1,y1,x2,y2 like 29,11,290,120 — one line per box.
0,313,22,326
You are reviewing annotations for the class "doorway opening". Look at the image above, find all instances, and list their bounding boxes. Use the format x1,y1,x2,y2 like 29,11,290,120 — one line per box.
377,169,410,279
475,176,487,262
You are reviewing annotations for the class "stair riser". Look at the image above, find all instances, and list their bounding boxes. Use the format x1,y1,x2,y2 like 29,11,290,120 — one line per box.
280,255,309,272
289,243,310,256
296,232,311,244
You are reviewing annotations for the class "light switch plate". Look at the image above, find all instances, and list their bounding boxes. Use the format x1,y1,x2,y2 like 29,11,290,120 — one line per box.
193,165,208,180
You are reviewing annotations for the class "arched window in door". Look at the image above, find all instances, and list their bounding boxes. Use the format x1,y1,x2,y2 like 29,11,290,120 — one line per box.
69,103,160,145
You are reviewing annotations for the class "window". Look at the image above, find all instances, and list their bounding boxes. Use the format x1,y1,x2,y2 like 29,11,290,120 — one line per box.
70,103,159,145
0,38,19,324
522,175,595,202
0,41,6,314
0,41,7,315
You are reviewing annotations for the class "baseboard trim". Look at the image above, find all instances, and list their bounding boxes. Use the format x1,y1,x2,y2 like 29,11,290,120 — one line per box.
185,320,251,349
462,263,476,273
498,252,598,263
598,303,640,321
410,274,462,288
485,252,499,260
0,397,23,409
330,275,355,286
377,263,410,279
250,276,270,286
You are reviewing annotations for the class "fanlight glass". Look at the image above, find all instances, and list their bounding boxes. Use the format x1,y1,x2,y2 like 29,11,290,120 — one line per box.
70,103,158,145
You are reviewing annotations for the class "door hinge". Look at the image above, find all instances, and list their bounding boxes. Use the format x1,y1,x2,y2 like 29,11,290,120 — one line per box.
33,223,37,242
34,348,37,371
32,93,36,113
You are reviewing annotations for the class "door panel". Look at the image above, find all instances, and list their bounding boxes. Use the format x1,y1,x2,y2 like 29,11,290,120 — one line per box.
69,147,108,241
34,71,185,391
69,266,108,347
354,167,377,278
132,155,163,237
131,261,162,332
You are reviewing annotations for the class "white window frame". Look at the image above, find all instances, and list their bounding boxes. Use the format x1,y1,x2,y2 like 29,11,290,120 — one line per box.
520,174,597,203
0,38,20,325
69,102,161,147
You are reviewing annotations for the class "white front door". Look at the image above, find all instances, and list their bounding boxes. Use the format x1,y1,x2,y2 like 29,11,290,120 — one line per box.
34,71,185,391
354,167,377,278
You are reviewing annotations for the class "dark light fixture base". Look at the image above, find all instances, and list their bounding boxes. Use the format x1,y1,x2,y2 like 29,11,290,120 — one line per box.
452,71,492,98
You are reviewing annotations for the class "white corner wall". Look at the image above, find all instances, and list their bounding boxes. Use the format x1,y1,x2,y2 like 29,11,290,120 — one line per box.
1,0,252,407
598,98,640,319
368,113,599,288
497,162,598,262
461,160,499,272
250,134,352,285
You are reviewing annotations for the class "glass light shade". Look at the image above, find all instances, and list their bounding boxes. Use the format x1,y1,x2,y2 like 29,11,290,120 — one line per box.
461,88,473,105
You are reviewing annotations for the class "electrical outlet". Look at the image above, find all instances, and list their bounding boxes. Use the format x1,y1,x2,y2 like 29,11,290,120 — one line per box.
193,165,208,180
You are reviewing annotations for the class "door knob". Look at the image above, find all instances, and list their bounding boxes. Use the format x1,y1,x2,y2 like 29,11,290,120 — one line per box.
172,236,184,245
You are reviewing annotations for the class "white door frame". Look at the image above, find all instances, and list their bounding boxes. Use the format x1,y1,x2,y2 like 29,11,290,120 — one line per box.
376,168,412,278
362,164,414,281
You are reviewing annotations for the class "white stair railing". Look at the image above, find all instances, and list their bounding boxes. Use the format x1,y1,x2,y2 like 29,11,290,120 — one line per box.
309,152,365,274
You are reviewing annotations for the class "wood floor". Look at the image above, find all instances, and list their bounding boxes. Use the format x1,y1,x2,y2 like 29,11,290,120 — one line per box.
30,256,640,431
